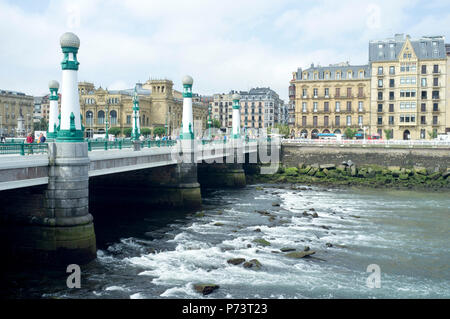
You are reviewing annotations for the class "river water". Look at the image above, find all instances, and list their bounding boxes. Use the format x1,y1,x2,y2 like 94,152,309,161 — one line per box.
2,184,449,299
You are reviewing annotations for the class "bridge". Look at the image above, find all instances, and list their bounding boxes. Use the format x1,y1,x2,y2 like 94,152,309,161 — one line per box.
0,31,282,266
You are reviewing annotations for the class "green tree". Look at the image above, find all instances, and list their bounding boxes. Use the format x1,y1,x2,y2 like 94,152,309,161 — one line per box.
34,118,48,131
141,128,151,136
212,119,221,128
384,129,393,140
428,130,438,139
123,128,132,137
108,127,121,136
153,127,166,137
344,128,357,139
274,124,290,138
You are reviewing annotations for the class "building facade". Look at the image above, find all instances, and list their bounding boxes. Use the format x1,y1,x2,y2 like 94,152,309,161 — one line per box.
369,34,448,139
291,62,371,138
240,87,284,130
290,34,449,140
79,79,208,138
0,89,34,137
211,92,234,129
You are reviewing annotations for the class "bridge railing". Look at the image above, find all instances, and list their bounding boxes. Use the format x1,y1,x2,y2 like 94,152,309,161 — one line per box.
282,138,450,148
0,142,49,156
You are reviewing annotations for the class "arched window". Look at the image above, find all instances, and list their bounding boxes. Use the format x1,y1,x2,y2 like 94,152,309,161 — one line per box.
110,110,117,125
86,111,93,126
98,110,105,125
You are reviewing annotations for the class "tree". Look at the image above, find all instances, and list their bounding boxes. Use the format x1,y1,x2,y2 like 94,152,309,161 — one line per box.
108,127,121,136
34,118,48,131
212,119,221,129
153,127,166,137
123,128,132,137
344,128,357,139
428,130,438,139
384,129,393,140
274,124,290,138
141,128,151,136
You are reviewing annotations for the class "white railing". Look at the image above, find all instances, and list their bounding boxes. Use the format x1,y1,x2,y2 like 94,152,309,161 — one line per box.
282,138,450,147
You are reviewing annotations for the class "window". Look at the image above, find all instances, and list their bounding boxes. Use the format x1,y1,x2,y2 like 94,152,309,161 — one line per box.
358,101,363,112
378,67,383,75
389,116,394,125
432,91,440,99
302,102,307,112
421,103,426,112
378,79,383,88
421,91,427,99
358,115,363,125
313,102,318,112
377,116,383,125
313,116,318,127
421,78,427,87
433,116,438,125
420,129,426,139
313,88,318,97
302,89,307,98
389,66,395,75
324,88,329,97
358,87,364,97
389,104,394,112
378,104,383,112
110,110,117,125
347,88,352,97
389,79,395,88
378,92,383,100
97,110,105,125
420,116,426,125
433,78,439,86
325,72,330,80
324,116,329,127
433,103,439,112
421,65,427,74
335,116,340,126
359,71,364,79
335,102,340,112
336,72,341,80
346,101,352,112
348,71,352,79
389,92,394,100
346,116,351,126
433,65,439,73
324,102,329,112
335,88,340,97
86,111,93,126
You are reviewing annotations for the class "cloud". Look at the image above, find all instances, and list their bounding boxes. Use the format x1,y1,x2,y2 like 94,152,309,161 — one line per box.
0,0,448,102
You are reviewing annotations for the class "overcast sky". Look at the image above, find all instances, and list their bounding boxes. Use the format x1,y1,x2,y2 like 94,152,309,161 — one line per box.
0,0,449,101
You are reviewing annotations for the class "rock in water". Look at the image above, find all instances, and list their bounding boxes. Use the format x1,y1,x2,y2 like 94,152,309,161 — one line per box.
194,284,220,295
272,202,281,207
243,259,262,270
280,247,296,252
253,238,271,246
227,258,246,265
312,212,319,218
285,251,316,259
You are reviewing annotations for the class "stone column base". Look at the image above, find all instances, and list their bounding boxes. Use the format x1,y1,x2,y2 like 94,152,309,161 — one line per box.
0,221,96,266
151,183,202,209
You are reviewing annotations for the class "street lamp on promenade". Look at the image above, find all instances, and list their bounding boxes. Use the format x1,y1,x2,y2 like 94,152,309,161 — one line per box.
207,104,212,139
105,99,109,140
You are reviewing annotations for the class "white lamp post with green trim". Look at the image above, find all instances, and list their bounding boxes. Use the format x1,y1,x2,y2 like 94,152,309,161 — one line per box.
132,86,140,140
47,80,59,139
232,93,241,139
181,75,194,140
57,32,84,142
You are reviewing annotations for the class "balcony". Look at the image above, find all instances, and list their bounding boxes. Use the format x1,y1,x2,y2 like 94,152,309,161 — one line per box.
432,107,440,113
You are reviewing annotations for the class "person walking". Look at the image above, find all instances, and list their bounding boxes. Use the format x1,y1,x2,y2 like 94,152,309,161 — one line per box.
26,132,34,155
38,133,46,144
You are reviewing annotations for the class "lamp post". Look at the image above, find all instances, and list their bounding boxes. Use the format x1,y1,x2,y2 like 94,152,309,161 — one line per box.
207,104,212,139
105,99,109,140
131,86,140,141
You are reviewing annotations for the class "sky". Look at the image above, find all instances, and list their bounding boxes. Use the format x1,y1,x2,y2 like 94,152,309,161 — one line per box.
0,0,449,101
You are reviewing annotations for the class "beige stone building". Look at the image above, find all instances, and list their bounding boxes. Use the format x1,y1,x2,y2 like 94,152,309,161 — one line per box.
211,92,234,129
79,79,208,138
369,34,448,140
290,62,371,138
0,89,34,137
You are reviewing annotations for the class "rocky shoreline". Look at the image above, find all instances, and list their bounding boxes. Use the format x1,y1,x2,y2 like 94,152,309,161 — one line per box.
247,162,450,191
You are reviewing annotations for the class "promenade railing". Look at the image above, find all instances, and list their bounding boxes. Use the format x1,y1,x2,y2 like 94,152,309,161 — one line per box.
0,142,48,156
282,138,450,148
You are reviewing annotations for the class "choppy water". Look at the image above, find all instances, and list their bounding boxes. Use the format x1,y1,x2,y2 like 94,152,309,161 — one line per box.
2,185,449,299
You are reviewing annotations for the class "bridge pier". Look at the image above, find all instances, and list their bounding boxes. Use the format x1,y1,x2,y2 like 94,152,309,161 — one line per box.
198,162,246,188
